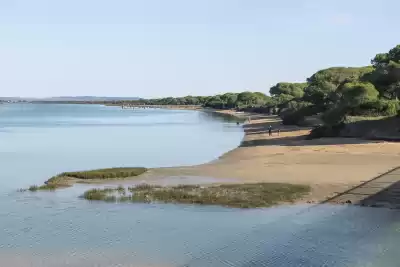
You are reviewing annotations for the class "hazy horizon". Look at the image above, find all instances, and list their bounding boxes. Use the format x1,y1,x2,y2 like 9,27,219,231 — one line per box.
1,0,399,98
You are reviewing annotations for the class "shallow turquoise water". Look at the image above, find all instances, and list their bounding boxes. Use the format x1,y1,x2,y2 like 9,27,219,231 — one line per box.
0,104,399,267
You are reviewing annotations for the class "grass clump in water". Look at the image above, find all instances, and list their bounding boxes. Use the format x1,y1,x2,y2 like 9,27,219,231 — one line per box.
28,184,58,191
58,167,147,180
82,183,310,208
82,189,109,200
23,167,147,192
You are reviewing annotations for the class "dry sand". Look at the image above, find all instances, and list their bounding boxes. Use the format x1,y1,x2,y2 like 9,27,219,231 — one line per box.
137,111,400,203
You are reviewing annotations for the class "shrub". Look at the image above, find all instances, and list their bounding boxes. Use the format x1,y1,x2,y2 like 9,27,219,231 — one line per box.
280,101,316,125
350,99,399,117
322,105,348,125
340,82,379,107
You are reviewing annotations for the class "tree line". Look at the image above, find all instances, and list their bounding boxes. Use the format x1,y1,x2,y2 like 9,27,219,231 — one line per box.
277,44,400,127
44,44,400,128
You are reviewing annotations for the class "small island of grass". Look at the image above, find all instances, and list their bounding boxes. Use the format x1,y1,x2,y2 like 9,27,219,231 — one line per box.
82,182,310,208
25,167,147,191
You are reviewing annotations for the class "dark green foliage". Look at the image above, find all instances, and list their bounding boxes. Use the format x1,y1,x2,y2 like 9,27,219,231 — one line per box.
122,91,271,110
270,82,307,99
349,99,399,117
322,105,348,125
303,82,336,107
220,93,238,108
276,45,400,136
307,66,374,87
370,45,400,99
82,183,310,208
204,95,224,109
59,167,147,180
280,101,315,125
339,82,379,107
303,66,375,108
112,91,272,111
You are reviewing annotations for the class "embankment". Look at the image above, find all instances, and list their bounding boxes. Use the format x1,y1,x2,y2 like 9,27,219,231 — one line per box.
341,116,400,141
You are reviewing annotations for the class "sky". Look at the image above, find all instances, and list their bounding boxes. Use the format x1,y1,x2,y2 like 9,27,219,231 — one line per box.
0,0,399,98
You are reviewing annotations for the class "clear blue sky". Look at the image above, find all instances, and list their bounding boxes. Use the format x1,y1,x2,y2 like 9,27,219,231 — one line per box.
0,0,399,98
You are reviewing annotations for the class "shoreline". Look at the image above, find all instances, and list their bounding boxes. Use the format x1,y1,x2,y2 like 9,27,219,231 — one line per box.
36,107,400,205
133,109,400,204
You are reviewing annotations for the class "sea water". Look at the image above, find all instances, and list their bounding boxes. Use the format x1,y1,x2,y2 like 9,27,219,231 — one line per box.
0,103,399,267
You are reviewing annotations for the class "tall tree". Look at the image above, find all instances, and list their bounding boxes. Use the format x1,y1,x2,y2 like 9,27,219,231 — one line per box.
370,45,400,100
339,82,379,107
269,82,307,99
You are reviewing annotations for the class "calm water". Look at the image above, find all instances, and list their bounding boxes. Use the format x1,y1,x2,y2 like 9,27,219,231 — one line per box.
0,104,399,267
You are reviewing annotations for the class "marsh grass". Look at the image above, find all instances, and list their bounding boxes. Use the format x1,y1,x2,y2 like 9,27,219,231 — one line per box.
23,167,147,192
82,183,310,208
82,189,109,200
28,184,58,191
59,167,147,180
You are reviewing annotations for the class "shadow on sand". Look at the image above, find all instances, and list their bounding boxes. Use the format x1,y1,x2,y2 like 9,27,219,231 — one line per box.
240,115,396,147
240,132,379,147
322,167,400,208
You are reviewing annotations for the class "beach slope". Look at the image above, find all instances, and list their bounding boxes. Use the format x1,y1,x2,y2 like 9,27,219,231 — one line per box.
140,114,400,203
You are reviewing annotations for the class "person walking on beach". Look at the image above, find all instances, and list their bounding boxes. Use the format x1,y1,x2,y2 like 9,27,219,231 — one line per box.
268,125,272,136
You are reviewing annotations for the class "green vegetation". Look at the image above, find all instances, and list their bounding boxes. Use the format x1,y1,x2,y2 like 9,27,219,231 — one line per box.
81,183,310,208
27,184,58,192
110,45,399,136
132,91,274,110
270,82,307,100
83,188,120,201
38,44,400,139
275,45,400,137
58,167,147,180
23,167,148,192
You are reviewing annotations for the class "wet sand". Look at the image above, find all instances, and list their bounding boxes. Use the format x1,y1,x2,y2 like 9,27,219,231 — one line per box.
136,111,400,203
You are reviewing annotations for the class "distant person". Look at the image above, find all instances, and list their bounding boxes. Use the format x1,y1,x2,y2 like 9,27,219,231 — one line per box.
268,125,272,136
277,128,281,136
236,121,240,125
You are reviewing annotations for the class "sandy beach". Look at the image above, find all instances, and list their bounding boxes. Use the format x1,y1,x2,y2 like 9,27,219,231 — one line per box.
135,110,400,203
